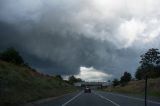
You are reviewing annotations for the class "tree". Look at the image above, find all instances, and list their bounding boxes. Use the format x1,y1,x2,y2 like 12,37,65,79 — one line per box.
135,48,160,79
135,67,144,80
0,47,24,65
120,72,132,85
112,79,119,87
55,75,63,80
140,48,160,66
76,78,82,82
68,76,82,84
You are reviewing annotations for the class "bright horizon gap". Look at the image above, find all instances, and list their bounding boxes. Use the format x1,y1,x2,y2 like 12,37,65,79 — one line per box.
62,66,113,82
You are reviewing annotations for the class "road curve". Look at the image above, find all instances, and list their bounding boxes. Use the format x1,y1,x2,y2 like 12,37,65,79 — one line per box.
33,90,160,106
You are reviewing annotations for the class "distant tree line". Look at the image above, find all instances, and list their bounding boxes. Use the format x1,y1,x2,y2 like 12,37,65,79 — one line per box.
68,76,83,84
112,71,132,87
55,75,83,84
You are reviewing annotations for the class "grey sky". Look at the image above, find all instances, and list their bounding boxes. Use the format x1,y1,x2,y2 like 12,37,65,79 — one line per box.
0,0,160,81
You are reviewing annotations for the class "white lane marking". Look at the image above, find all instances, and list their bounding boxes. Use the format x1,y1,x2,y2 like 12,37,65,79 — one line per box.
94,92,120,106
61,91,82,106
107,92,160,105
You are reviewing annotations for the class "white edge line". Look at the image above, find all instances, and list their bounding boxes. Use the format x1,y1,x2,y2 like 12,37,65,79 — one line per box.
108,92,160,105
94,92,120,106
61,91,82,106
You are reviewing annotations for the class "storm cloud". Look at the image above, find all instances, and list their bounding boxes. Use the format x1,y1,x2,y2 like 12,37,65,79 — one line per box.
0,0,160,80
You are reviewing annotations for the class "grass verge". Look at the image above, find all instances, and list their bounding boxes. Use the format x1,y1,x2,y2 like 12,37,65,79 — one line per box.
0,60,76,105
103,78,160,99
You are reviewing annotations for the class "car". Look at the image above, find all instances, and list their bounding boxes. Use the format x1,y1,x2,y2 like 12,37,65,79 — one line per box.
84,87,91,93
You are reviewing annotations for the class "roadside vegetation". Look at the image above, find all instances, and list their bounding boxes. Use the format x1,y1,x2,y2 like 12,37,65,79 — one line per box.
105,48,160,98
105,78,160,98
0,48,79,105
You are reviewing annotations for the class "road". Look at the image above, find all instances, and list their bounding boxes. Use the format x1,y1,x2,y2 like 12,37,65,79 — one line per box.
32,90,160,106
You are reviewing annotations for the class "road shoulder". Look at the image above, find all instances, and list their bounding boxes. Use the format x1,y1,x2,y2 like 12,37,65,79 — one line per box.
23,91,80,106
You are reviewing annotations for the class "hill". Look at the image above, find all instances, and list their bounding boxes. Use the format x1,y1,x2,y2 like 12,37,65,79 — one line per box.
104,78,160,98
0,60,76,105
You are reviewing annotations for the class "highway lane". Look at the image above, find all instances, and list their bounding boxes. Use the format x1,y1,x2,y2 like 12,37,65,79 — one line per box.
95,91,160,106
33,90,160,106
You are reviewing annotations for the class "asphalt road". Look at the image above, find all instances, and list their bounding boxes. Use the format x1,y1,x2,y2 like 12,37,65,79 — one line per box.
33,90,160,106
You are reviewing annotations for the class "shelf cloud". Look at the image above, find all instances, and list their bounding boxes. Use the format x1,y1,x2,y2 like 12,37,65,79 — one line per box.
0,0,160,80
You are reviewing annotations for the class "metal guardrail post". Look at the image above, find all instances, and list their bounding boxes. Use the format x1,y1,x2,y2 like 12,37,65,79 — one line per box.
145,76,148,106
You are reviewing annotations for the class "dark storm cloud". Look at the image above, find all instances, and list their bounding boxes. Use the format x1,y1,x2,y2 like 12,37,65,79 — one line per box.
0,20,138,77
0,0,160,79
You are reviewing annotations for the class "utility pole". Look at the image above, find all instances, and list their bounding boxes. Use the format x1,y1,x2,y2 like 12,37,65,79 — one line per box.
145,76,148,106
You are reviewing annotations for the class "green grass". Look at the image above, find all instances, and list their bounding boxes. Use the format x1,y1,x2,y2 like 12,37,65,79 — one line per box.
0,60,76,105
103,78,160,99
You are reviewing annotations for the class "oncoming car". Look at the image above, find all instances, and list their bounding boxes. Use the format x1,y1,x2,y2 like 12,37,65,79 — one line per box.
84,86,91,93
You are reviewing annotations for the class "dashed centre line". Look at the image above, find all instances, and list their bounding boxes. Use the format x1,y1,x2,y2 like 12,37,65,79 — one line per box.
61,91,83,106
93,92,120,106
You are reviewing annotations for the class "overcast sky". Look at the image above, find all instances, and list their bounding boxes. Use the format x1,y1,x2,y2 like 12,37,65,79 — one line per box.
0,0,160,81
